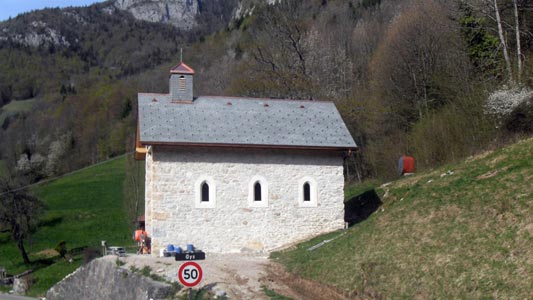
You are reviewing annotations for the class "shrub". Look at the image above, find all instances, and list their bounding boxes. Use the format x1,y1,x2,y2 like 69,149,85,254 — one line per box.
140,266,151,277
504,95,533,133
129,265,139,273
115,258,125,267
55,241,67,258
409,98,494,170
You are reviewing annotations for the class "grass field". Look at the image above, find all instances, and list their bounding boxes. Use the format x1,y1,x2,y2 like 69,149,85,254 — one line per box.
0,99,36,126
273,138,533,299
0,156,134,296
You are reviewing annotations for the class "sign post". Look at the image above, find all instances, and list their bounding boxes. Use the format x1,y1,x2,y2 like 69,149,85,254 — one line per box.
178,261,203,288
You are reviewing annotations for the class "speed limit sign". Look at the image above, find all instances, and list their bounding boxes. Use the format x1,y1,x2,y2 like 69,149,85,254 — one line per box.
178,261,203,287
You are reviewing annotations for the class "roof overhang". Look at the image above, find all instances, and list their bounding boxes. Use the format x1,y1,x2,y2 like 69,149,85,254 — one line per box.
139,141,357,152
134,119,147,160
135,147,147,160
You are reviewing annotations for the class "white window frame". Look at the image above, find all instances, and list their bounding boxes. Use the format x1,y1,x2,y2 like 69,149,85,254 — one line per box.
195,176,216,208
248,176,268,208
298,177,318,207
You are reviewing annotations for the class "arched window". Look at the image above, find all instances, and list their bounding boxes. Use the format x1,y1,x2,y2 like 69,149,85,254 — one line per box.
298,177,317,207
249,176,268,207
254,182,262,201
179,75,186,91
195,176,216,208
303,182,311,202
201,181,209,202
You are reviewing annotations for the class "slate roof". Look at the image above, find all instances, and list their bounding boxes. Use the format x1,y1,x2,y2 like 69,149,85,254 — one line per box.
138,95,357,150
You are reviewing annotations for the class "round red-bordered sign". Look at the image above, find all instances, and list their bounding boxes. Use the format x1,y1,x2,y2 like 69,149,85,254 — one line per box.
178,261,203,287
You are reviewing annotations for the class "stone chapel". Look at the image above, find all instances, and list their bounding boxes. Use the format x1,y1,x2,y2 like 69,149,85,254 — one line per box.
135,62,357,253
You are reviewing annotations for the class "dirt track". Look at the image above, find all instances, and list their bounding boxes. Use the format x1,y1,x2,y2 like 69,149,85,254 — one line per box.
122,253,347,299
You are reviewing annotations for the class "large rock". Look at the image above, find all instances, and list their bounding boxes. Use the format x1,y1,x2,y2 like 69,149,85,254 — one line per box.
46,257,176,300
13,276,31,295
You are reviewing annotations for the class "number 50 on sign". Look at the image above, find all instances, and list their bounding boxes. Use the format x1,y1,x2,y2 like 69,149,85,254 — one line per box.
178,261,203,287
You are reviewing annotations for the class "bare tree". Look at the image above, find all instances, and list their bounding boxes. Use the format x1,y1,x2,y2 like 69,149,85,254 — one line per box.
243,1,315,99
464,0,529,84
493,0,514,82
0,176,44,264
371,0,470,127
512,0,522,81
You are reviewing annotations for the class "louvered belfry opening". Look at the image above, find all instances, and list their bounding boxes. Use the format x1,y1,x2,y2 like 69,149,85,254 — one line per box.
179,76,186,91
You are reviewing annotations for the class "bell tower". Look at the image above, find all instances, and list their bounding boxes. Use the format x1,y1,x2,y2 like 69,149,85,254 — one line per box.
169,61,194,102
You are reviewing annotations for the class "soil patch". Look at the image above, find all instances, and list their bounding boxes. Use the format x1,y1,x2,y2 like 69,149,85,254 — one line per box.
34,249,58,258
263,262,348,300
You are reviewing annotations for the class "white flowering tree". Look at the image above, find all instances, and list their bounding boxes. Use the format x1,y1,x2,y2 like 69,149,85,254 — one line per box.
484,87,532,118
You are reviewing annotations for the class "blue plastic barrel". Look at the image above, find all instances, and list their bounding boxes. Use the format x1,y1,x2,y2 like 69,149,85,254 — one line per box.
167,244,175,252
175,246,182,254
187,244,194,252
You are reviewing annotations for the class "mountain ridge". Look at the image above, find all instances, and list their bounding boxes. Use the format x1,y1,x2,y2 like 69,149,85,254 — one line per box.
0,0,249,49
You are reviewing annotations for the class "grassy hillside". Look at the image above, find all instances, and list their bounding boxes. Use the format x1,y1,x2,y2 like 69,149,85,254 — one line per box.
0,99,35,126
0,156,133,296
274,138,533,299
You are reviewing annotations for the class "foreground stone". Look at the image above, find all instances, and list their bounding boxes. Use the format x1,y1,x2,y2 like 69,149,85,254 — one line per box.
46,256,176,300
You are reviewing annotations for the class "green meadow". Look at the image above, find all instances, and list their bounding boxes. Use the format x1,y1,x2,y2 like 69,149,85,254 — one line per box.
0,156,133,296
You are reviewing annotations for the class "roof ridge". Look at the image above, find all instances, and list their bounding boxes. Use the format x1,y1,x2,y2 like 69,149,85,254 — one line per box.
197,95,333,103
139,92,169,96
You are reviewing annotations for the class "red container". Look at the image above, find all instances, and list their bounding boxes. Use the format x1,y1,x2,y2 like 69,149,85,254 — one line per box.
399,156,415,175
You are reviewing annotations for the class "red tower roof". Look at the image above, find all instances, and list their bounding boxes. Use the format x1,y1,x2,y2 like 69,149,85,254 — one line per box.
170,62,195,75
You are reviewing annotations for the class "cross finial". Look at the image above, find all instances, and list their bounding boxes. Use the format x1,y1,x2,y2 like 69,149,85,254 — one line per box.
180,48,183,63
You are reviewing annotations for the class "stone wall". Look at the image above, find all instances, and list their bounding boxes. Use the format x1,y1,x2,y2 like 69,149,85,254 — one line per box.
46,257,174,300
146,147,345,253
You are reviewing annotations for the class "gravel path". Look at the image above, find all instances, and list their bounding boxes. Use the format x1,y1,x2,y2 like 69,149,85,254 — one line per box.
121,253,347,300
123,253,272,299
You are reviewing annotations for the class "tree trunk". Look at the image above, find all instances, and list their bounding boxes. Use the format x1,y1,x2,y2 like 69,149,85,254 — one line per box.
493,0,513,83
17,238,31,264
14,225,31,264
513,0,522,82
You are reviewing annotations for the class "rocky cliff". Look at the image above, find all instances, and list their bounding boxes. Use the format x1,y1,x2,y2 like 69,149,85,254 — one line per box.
0,0,271,49
112,0,277,29
46,257,176,300
113,0,199,29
